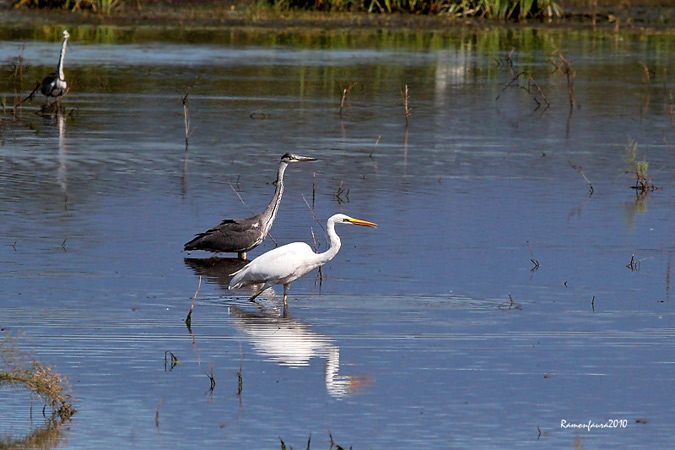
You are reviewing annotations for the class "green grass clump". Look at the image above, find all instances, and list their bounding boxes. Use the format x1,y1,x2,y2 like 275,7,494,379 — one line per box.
623,139,657,193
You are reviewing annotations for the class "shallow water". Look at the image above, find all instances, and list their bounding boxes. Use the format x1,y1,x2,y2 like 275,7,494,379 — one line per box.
0,26,673,448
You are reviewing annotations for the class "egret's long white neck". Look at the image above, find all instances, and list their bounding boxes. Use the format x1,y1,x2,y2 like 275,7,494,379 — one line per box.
309,217,342,268
260,161,288,235
57,36,69,81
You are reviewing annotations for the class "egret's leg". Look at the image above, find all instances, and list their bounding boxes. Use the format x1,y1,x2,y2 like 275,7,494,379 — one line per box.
248,288,264,302
283,284,289,307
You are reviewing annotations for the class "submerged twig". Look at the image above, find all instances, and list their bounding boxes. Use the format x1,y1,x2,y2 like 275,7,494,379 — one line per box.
205,363,216,393
155,398,162,428
163,351,179,372
568,160,594,196
626,254,641,272
498,294,523,311
496,70,550,109
12,81,40,115
334,180,349,204
527,241,540,272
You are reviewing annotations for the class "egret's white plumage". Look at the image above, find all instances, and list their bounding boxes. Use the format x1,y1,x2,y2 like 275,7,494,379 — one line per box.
229,213,376,305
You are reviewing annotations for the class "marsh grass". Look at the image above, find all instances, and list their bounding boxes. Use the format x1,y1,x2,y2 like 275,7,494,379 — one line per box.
14,0,121,14
0,335,75,424
264,0,560,18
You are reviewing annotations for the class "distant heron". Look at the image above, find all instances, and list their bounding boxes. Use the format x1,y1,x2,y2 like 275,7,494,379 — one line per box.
41,30,70,102
184,153,316,259
229,213,377,306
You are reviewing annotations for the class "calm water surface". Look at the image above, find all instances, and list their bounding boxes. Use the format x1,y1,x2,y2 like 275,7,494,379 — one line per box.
0,26,673,448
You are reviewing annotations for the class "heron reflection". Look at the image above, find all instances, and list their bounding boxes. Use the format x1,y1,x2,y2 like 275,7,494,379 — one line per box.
229,305,373,399
56,111,67,198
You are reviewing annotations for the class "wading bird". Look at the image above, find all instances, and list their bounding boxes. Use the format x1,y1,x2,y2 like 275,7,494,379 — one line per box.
41,30,70,102
229,213,377,306
184,153,316,259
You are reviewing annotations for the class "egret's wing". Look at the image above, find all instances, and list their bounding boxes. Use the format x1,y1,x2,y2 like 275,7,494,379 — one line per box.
230,242,313,287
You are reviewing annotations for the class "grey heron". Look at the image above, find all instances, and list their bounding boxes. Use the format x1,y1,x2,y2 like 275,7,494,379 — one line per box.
41,30,70,102
229,213,377,306
184,153,316,259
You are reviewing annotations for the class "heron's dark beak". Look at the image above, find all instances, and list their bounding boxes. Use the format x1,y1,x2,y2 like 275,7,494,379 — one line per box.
296,155,317,162
347,218,377,228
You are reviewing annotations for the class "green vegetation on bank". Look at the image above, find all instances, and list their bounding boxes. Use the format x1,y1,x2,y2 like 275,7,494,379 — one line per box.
265,0,560,19
11,0,562,20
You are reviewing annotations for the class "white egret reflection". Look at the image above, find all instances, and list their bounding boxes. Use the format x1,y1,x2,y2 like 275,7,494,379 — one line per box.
229,305,373,399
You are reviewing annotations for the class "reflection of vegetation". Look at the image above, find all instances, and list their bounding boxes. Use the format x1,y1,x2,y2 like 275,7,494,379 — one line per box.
0,413,66,449
0,335,75,423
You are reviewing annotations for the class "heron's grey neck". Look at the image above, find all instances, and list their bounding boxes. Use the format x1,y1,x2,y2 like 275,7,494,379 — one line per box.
260,161,288,235
57,37,68,81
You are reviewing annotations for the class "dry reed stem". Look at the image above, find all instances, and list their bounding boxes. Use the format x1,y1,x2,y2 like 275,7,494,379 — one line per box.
182,92,190,147
338,82,356,117
402,84,411,122
551,51,576,109
496,70,550,109
185,275,202,328
639,62,654,85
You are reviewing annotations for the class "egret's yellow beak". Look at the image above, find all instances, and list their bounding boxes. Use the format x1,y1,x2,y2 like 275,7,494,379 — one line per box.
347,218,377,228
296,155,317,162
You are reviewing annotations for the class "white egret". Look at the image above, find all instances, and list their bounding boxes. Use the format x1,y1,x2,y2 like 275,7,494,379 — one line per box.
229,213,376,305
184,153,316,259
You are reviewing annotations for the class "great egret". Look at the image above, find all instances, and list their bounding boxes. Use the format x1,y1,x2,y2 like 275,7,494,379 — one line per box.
41,30,70,102
229,213,377,306
184,153,316,259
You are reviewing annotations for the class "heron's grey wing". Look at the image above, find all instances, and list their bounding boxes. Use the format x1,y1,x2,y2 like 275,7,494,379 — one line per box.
184,217,264,253
40,73,57,96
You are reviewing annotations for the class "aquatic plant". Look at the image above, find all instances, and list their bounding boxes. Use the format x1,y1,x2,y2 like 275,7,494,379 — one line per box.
623,139,657,193
0,334,75,423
